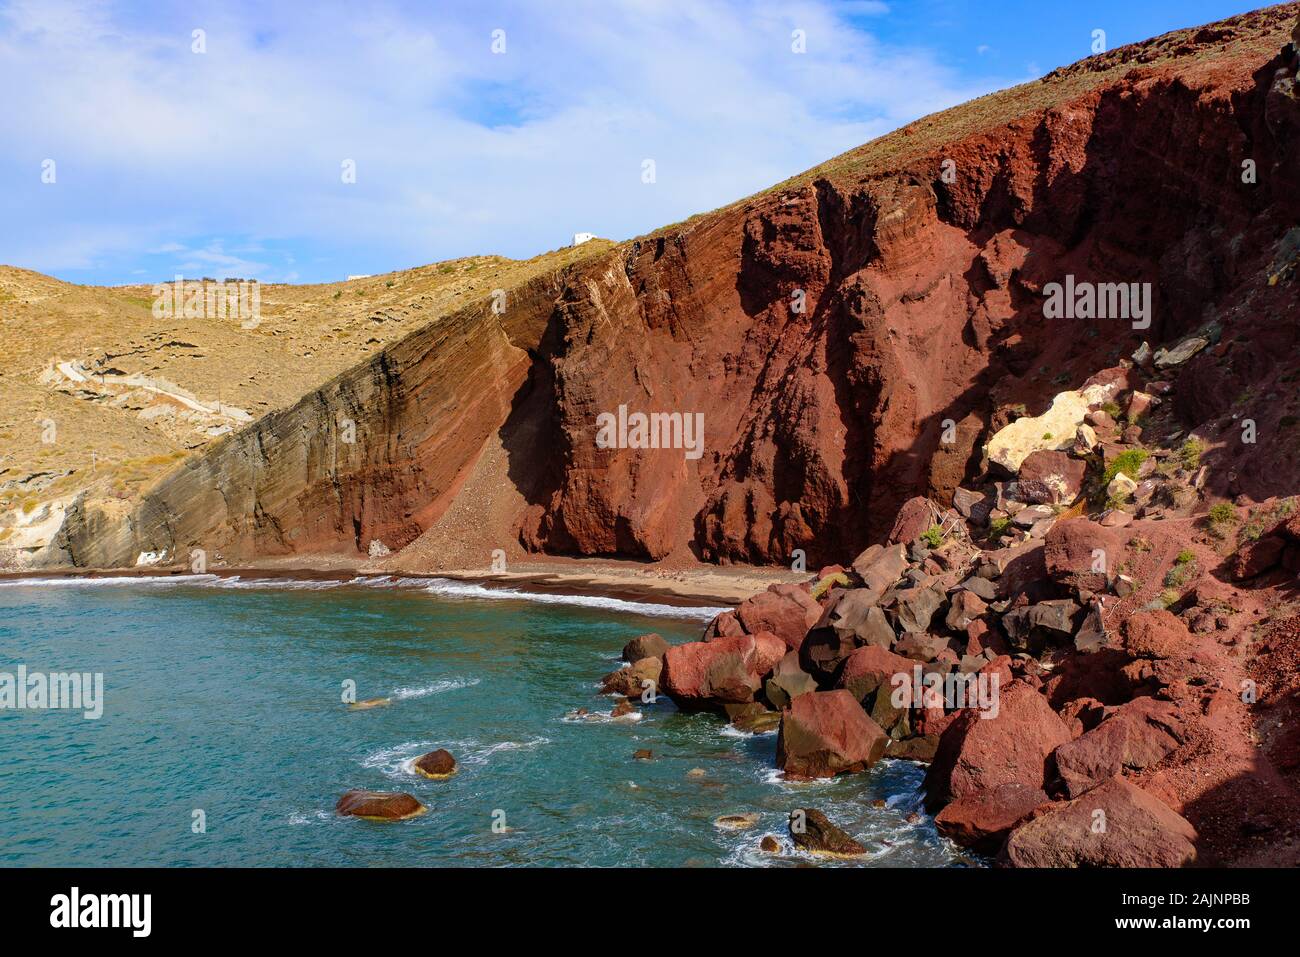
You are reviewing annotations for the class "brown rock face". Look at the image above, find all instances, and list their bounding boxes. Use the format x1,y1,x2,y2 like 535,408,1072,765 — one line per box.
1231,535,1286,580
660,633,785,711
776,690,888,779
824,589,896,647
1003,778,1197,868
765,650,818,709
924,681,1072,811
798,624,862,684
335,789,427,821
60,268,577,568
934,783,1048,853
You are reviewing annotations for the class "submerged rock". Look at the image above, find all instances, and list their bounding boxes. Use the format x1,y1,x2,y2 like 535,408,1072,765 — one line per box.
348,697,392,711
715,812,759,829
788,808,866,857
335,789,426,821
731,709,782,734
600,656,662,696
610,698,639,719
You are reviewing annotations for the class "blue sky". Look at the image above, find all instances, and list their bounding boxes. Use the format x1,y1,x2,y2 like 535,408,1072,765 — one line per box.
0,0,1266,286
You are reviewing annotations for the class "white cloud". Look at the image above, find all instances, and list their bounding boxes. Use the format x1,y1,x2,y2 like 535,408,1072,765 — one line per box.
0,0,1016,282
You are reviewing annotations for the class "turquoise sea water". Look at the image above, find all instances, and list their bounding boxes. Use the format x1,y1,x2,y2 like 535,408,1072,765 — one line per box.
0,576,961,867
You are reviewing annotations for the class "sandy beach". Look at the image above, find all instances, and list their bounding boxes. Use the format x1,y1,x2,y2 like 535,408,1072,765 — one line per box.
0,554,800,609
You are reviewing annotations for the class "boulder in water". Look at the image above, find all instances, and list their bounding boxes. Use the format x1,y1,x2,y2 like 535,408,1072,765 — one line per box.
335,789,426,821
413,749,457,779
776,690,888,779
788,808,866,857
622,633,670,663
660,632,785,710
600,656,662,696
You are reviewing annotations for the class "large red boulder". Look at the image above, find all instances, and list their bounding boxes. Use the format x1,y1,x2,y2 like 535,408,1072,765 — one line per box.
837,644,914,706
934,783,1049,853
776,690,888,779
924,681,1072,811
1017,450,1086,505
1122,609,1190,660
702,611,746,640
1053,697,1186,797
1043,519,1122,592
660,632,786,711
1003,777,1197,867
735,584,821,650
622,633,669,662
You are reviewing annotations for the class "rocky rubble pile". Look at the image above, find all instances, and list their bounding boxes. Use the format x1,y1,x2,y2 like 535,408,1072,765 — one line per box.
600,348,1299,866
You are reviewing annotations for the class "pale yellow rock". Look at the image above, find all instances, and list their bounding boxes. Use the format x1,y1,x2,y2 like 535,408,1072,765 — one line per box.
987,392,1089,474
987,380,1121,474
1074,423,1099,452
4,497,72,552
1107,473,1139,499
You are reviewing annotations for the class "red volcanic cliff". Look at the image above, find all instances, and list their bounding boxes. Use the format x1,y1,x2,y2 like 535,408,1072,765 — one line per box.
502,4,1300,566
58,5,1300,573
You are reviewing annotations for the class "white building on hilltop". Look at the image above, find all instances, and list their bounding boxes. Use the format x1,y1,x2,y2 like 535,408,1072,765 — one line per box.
572,232,596,246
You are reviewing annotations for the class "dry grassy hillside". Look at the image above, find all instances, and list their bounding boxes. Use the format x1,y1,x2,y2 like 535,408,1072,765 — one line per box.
0,242,612,561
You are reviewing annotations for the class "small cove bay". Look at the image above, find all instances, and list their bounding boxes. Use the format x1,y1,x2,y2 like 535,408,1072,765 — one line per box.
0,576,962,867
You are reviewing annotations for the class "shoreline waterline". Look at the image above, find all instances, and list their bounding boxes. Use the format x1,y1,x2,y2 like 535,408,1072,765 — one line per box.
0,560,780,610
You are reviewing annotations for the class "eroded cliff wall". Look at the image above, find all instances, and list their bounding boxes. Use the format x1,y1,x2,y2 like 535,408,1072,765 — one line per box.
54,268,584,567
51,6,1300,571
508,10,1300,565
